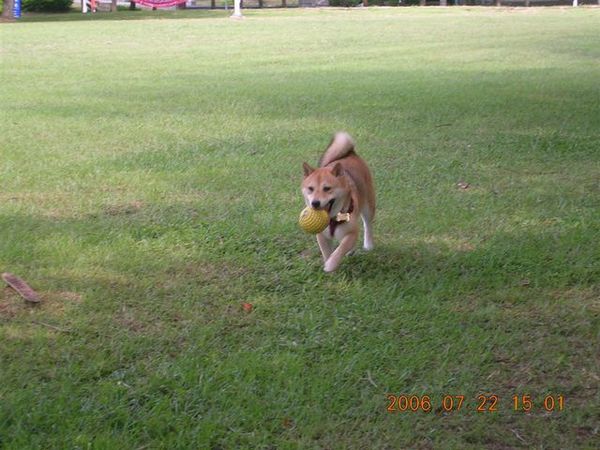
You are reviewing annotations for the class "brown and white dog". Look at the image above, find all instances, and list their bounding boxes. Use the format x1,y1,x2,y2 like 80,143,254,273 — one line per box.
301,132,376,272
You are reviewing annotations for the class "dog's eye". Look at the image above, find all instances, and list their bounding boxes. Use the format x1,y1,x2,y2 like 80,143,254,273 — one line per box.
323,186,331,192
307,187,314,193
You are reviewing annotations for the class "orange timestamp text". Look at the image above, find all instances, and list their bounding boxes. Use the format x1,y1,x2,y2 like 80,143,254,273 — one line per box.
386,394,565,413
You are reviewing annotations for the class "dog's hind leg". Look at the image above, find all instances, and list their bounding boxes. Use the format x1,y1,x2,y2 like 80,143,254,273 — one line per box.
361,209,374,251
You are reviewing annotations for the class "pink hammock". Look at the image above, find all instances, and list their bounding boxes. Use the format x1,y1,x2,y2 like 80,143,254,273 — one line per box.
134,0,186,7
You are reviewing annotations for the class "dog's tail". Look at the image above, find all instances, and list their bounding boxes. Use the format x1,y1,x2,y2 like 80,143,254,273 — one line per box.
319,132,355,167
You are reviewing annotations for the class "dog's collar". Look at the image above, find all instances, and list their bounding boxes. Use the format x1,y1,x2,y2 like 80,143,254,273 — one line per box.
329,198,354,235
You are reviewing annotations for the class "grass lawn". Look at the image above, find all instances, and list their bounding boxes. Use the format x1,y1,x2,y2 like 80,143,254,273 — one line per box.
1,6,599,448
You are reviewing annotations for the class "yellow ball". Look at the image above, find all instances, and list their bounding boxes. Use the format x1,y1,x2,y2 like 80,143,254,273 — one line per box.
299,207,329,234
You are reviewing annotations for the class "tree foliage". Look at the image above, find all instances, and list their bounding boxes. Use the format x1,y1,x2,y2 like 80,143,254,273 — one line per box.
23,0,72,11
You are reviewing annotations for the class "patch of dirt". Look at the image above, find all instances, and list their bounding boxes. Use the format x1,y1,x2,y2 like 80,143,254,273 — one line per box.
115,314,147,333
103,200,144,216
0,287,22,319
165,261,250,286
43,291,84,316
551,286,599,312
113,307,166,334
0,192,78,218
0,288,83,319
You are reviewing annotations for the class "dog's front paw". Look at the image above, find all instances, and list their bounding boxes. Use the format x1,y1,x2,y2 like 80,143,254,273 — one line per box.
323,259,339,272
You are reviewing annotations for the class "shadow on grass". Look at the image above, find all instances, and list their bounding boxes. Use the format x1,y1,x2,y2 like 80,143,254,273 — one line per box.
2,203,596,305
337,222,598,300
1,205,598,448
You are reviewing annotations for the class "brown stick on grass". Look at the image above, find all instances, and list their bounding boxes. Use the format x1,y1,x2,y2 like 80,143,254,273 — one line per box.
2,272,41,303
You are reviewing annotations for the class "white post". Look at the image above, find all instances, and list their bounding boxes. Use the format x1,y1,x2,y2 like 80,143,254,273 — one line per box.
232,0,242,17
82,0,88,13
572,0,577,5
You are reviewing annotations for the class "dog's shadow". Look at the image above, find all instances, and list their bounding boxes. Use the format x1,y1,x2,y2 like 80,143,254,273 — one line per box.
336,244,415,277
336,241,463,283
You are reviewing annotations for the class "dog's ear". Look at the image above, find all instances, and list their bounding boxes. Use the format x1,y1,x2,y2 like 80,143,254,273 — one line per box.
331,163,344,177
303,162,315,178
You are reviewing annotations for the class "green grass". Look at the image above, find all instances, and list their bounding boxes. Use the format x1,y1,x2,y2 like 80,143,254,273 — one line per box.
1,6,599,448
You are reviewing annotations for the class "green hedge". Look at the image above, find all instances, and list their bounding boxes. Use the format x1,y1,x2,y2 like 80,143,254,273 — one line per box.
328,0,362,5
23,0,73,12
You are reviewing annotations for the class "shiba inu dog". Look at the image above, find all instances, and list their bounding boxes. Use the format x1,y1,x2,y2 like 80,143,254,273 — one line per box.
301,132,376,272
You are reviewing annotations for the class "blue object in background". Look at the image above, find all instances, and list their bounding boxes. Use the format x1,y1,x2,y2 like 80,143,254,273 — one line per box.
13,0,21,18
